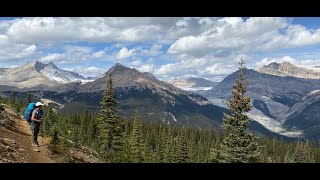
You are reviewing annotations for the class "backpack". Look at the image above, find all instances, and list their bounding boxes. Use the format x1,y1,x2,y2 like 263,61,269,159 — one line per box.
23,102,36,122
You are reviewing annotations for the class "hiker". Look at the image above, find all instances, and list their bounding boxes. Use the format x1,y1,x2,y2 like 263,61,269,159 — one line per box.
31,102,44,147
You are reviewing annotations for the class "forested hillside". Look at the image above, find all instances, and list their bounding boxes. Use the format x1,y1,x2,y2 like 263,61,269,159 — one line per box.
2,60,320,163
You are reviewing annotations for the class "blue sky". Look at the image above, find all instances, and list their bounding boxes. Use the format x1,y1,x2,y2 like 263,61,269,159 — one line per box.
1,17,320,82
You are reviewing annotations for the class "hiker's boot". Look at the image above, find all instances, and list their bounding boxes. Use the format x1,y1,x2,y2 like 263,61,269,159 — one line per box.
32,141,40,147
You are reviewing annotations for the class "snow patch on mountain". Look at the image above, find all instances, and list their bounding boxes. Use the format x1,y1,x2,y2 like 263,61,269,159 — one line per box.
40,98,64,110
206,97,228,108
41,62,94,84
42,68,69,83
171,77,217,92
207,96,301,137
247,108,303,137
307,89,320,96
177,87,213,91
165,112,177,122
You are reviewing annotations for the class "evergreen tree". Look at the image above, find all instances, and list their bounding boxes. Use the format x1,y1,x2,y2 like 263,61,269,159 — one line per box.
49,125,61,153
51,126,60,145
97,74,124,160
128,111,144,162
25,92,32,104
291,140,315,163
0,93,4,111
218,57,261,163
0,93,3,104
88,117,98,148
176,137,189,163
80,110,90,144
42,106,57,137
210,147,220,163
163,129,174,162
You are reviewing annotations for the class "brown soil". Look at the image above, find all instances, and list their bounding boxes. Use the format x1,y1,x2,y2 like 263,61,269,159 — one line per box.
0,105,55,163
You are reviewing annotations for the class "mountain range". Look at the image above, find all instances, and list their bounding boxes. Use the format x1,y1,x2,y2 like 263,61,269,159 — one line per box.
0,62,228,130
2,60,320,140
0,61,94,89
258,61,320,79
200,62,320,139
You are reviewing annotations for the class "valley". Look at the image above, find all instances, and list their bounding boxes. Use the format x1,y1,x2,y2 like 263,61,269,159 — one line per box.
1,61,320,140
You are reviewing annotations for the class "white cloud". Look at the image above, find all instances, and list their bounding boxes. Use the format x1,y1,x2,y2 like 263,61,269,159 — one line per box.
4,17,178,44
155,63,175,75
115,47,135,59
40,53,65,63
63,66,105,77
0,38,37,61
38,46,99,64
167,17,320,59
91,50,105,59
141,44,163,56
138,64,155,73
255,56,298,68
130,59,143,66
218,17,243,27
299,59,320,68
2,17,320,82
204,63,237,75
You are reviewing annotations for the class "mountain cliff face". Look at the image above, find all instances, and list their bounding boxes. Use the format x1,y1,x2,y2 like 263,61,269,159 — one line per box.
258,62,320,79
209,68,320,104
283,90,320,138
201,68,320,137
73,63,226,127
79,63,210,106
0,61,94,89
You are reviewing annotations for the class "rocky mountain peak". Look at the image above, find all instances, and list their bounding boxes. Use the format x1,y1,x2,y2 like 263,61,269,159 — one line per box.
33,61,46,72
46,61,58,69
106,63,132,75
259,61,320,79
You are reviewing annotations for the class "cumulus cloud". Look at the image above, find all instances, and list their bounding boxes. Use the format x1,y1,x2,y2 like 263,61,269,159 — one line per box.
151,54,240,82
140,44,163,56
1,17,320,82
0,35,37,61
115,47,135,59
4,17,178,44
255,56,298,68
39,46,99,64
167,17,320,59
138,64,155,73
40,53,65,63
130,59,143,66
91,50,105,59
168,17,292,57
155,63,175,75
63,66,105,77
204,63,237,75
299,59,320,68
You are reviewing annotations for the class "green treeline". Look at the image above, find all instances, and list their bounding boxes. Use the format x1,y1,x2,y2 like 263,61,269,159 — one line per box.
1,59,319,163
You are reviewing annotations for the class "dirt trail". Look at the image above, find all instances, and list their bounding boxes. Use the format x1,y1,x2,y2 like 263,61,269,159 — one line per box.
0,105,54,163
18,118,54,163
